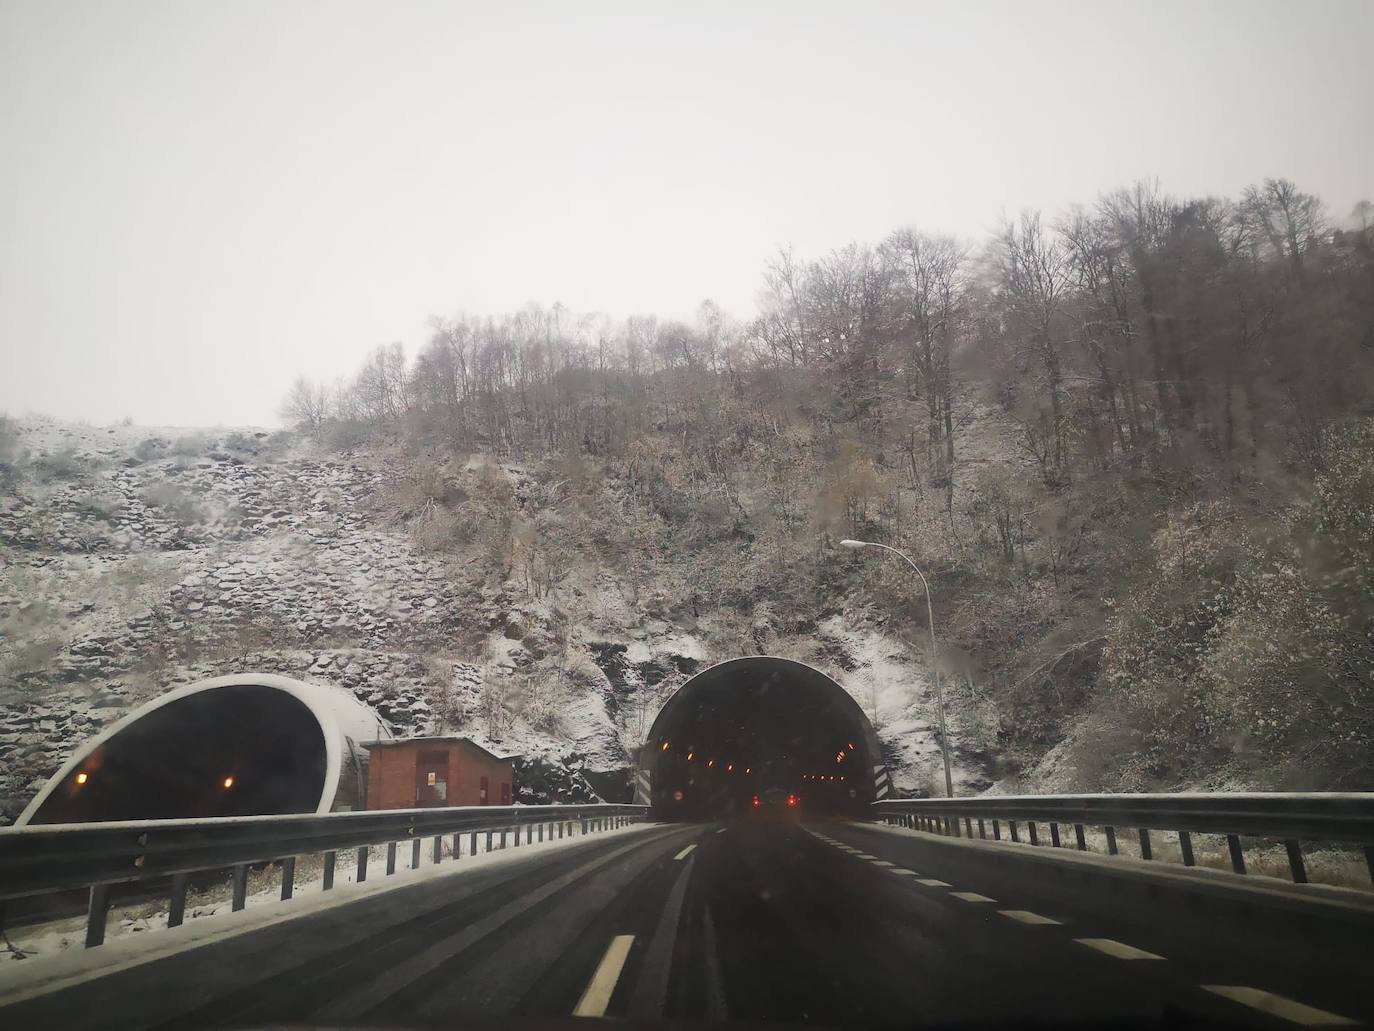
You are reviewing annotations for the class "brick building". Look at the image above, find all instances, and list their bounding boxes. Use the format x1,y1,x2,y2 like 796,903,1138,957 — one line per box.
364,737,514,810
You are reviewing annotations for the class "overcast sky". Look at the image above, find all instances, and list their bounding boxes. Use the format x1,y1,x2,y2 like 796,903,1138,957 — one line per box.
2,0,1370,427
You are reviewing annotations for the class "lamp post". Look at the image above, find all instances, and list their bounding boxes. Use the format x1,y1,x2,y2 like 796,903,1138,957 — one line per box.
840,539,954,797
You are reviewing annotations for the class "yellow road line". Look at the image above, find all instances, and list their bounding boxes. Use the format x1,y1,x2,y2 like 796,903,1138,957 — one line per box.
573,934,636,1017
1075,938,1164,961
1201,986,1357,1027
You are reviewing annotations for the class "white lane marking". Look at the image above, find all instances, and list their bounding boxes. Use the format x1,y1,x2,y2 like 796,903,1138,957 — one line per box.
916,878,951,888
1075,938,1165,961
950,891,996,903
999,910,1061,925
869,860,897,868
854,853,878,860
573,934,636,1017
715,828,727,835
893,869,920,877
675,845,697,860
1201,986,1358,1027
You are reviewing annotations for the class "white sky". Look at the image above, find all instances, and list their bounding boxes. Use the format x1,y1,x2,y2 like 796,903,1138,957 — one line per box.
2,0,1370,427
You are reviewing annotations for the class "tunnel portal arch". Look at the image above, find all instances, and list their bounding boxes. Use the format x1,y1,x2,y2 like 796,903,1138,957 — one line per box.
17,673,392,825
636,656,889,820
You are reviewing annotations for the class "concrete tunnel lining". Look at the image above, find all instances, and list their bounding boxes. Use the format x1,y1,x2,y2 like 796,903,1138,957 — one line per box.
637,656,886,818
17,673,392,825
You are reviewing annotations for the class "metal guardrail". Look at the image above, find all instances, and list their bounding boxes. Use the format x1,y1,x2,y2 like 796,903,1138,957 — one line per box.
872,793,1374,886
0,803,649,947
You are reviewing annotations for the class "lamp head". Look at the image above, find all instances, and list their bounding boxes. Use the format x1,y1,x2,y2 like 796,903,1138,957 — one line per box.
839,539,868,549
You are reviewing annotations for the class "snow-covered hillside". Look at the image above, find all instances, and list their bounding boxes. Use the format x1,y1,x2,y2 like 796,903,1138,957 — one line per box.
0,417,982,822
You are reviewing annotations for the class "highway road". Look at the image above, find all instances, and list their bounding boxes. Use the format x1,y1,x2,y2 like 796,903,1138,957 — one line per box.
2,818,1371,1028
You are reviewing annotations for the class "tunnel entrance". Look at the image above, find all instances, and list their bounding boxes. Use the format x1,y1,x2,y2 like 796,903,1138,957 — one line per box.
640,657,883,821
27,684,330,824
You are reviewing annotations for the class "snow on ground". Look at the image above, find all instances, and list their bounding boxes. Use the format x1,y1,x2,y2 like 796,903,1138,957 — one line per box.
0,819,657,989
817,615,985,795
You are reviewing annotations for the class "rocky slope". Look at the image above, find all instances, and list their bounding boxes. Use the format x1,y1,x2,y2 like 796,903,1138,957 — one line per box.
0,417,978,823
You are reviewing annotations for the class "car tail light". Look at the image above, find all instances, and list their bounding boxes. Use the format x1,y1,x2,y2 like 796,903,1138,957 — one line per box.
752,795,760,808
787,794,797,807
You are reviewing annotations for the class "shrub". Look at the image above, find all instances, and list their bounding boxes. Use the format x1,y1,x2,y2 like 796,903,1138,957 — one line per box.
139,482,208,524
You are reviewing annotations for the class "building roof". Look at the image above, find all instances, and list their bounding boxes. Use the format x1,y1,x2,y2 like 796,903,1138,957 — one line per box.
363,735,514,764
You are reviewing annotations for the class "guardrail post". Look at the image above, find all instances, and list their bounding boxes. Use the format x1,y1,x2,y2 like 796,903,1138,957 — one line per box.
411,838,421,869
232,863,248,909
538,824,544,843
485,830,493,852
323,851,336,890
559,822,565,839
992,819,1001,841
1027,822,1039,846
501,829,509,848
977,818,986,839
526,824,533,844
167,873,189,928
357,846,369,883
1049,823,1061,847
280,857,295,900
386,842,397,875
433,836,442,864
457,832,465,858
1285,840,1307,883
1178,831,1194,866
1105,826,1118,855
581,817,589,835
964,817,973,837
1226,834,1246,874
1138,829,1152,860
1009,820,1020,843
85,884,110,947
1074,824,1087,851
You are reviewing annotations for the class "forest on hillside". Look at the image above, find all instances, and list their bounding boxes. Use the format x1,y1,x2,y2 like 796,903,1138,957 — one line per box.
284,180,1374,793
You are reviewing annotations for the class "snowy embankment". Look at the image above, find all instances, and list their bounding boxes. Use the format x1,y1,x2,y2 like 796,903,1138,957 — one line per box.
0,818,657,987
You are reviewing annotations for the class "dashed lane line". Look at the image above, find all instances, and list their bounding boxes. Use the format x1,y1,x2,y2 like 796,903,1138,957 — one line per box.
1075,938,1165,961
999,910,1061,926
950,891,996,903
916,878,951,888
573,934,636,1018
893,869,920,877
674,845,696,861
868,860,897,868
1200,986,1358,1027
715,828,727,835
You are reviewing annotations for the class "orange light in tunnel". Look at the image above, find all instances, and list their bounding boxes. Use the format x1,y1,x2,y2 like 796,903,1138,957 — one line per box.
707,759,715,768
661,740,670,751
745,768,752,774
848,742,855,751
727,764,734,772
222,776,235,790
686,752,694,762
75,772,88,786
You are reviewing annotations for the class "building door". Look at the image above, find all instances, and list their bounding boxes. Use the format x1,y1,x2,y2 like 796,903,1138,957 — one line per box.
416,750,450,807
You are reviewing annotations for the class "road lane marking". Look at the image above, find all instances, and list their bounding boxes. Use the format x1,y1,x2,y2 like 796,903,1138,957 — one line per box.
916,878,951,887
715,828,727,835
893,869,920,876
573,934,636,1017
1075,938,1164,961
1201,986,1357,1027
869,860,897,867
854,853,878,860
950,891,996,903
674,845,696,860
999,910,1061,925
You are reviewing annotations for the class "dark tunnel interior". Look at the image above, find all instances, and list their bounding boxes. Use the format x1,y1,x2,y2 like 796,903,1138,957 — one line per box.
30,685,329,824
647,660,875,822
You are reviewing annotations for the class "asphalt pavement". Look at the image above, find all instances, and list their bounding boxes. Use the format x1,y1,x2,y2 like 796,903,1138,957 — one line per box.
2,817,1370,1028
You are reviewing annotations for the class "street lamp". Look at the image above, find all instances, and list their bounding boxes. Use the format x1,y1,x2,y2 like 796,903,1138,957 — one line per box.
840,539,955,797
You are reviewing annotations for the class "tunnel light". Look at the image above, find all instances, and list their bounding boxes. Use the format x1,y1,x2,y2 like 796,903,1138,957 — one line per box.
75,772,88,786
745,768,752,774
222,776,235,790
686,752,694,762
848,742,855,751
707,759,715,768
727,764,734,772
836,751,845,763
661,740,670,751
